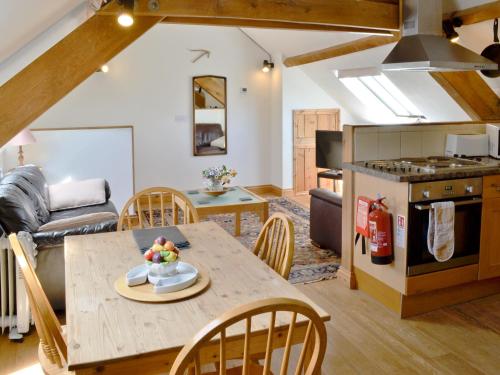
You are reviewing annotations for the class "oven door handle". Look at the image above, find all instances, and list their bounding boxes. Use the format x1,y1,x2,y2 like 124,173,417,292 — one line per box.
414,198,482,211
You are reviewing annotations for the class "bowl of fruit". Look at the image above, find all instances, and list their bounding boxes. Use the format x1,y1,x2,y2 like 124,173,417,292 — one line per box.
143,236,180,276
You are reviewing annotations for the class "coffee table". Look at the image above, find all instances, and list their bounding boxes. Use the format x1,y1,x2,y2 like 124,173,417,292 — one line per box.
182,186,269,236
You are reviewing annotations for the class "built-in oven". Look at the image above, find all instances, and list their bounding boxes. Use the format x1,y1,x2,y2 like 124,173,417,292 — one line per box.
407,178,482,276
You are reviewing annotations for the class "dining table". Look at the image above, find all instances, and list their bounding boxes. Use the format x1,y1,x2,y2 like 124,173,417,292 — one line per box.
64,221,330,374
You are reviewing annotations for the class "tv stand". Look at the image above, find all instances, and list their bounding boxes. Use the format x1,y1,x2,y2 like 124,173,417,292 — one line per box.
317,169,343,192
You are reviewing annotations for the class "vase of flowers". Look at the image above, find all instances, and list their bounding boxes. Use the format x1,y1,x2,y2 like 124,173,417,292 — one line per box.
202,165,237,191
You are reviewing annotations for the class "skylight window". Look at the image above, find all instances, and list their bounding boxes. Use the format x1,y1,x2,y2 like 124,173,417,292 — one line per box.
338,72,424,123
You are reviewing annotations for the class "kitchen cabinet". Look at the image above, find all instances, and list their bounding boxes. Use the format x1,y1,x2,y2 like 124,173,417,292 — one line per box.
479,175,500,280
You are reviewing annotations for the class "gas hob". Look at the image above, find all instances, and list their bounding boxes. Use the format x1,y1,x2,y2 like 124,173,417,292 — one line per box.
362,156,489,174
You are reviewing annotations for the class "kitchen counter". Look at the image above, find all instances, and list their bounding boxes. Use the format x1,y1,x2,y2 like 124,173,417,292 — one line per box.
343,157,500,182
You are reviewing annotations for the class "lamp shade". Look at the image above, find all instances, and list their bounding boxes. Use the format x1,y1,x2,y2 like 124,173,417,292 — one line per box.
7,129,36,146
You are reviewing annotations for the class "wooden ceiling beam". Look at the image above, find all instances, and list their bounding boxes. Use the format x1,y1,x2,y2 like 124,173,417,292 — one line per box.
430,71,500,121
161,17,394,35
195,77,226,106
283,1,500,67
283,34,400,67
0,15,161,148
445,1,500,25
99,0,400,33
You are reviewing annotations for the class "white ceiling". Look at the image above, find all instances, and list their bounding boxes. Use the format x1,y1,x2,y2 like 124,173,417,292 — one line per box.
241,28,364,59
0,0,85,63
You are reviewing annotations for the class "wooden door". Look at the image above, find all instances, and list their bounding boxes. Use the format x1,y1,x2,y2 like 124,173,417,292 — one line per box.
479,175,500,279
293,109,340,195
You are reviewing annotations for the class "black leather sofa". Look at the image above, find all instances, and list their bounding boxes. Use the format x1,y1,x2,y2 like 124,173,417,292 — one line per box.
0,165,118,309
195,123,224,154
309,188,342,256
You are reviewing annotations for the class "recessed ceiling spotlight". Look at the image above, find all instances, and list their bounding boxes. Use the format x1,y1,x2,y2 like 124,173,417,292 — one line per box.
117,0,134,27
99,64,109,73
262,60,274,73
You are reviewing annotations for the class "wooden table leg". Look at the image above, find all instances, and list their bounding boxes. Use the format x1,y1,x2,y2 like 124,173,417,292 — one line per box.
235,212,241,236
261,203,269,223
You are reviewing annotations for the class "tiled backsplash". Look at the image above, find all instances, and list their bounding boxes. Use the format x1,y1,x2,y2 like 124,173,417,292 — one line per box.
353,123,486,161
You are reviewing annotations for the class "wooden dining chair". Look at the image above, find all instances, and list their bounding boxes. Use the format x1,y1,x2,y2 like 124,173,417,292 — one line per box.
253,213,295,279
170,297,327,375
118,187,200,230
8,233,70,375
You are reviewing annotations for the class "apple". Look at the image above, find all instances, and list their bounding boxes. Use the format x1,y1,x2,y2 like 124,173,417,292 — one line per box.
144,249,154,261
165,251,177,262
152,244,164,252
164,241,175,251
154,236,167,246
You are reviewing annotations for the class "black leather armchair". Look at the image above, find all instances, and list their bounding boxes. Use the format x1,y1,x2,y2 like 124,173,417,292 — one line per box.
309,188,342,256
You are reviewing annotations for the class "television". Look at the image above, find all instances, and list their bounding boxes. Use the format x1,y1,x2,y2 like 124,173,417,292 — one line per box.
316,130,343,170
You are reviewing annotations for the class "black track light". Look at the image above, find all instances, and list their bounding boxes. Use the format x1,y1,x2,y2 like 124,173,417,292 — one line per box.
443,18,462,43
262,60,274,73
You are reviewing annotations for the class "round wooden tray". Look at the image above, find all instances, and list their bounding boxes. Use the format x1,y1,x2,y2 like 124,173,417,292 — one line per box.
114,268,210,303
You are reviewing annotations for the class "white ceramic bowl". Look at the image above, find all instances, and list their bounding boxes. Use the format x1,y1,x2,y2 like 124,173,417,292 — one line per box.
147,260,179,276
148,262,199,294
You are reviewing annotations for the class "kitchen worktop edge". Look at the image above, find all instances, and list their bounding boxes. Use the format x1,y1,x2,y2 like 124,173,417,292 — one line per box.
343,162,500,182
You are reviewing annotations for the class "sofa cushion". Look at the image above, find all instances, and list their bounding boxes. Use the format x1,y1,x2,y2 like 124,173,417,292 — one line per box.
38,212,118,232
34,201,118,247
48,200,118,221
8,165,49,206
48,178,106,211
210,136,226,149
1,173,50,224
0,184,40,233
32,219,118,248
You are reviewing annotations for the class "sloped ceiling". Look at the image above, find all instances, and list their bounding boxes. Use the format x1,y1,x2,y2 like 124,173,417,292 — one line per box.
244,0,499,123
240,28,365,58
0,0,85,64
1,0,497,126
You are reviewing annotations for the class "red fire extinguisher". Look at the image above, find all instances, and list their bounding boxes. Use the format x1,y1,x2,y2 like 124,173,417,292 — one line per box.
368,197,393,265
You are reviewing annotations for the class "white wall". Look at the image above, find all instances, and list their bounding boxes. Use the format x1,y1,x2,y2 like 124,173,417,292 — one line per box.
267,54,358,189
269,53,284,188
280,64,356,189
2,128,134,211
19,24,271,196
195,109,226,133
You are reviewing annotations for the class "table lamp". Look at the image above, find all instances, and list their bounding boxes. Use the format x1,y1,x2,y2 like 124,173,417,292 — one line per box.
8,129,36,166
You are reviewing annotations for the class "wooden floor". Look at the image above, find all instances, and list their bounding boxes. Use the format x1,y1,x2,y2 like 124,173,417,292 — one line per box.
288,193,311,208
1,278,499,375
1,191,497,374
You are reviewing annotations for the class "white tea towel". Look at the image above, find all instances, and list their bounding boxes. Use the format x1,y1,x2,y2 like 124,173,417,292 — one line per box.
427,201,455,262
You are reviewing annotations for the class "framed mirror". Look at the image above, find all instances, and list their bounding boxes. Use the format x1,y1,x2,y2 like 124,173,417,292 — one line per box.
193,75,227,156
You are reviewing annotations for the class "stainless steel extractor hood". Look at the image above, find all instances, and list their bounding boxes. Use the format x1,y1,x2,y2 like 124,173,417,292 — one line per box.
382,0,498,71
